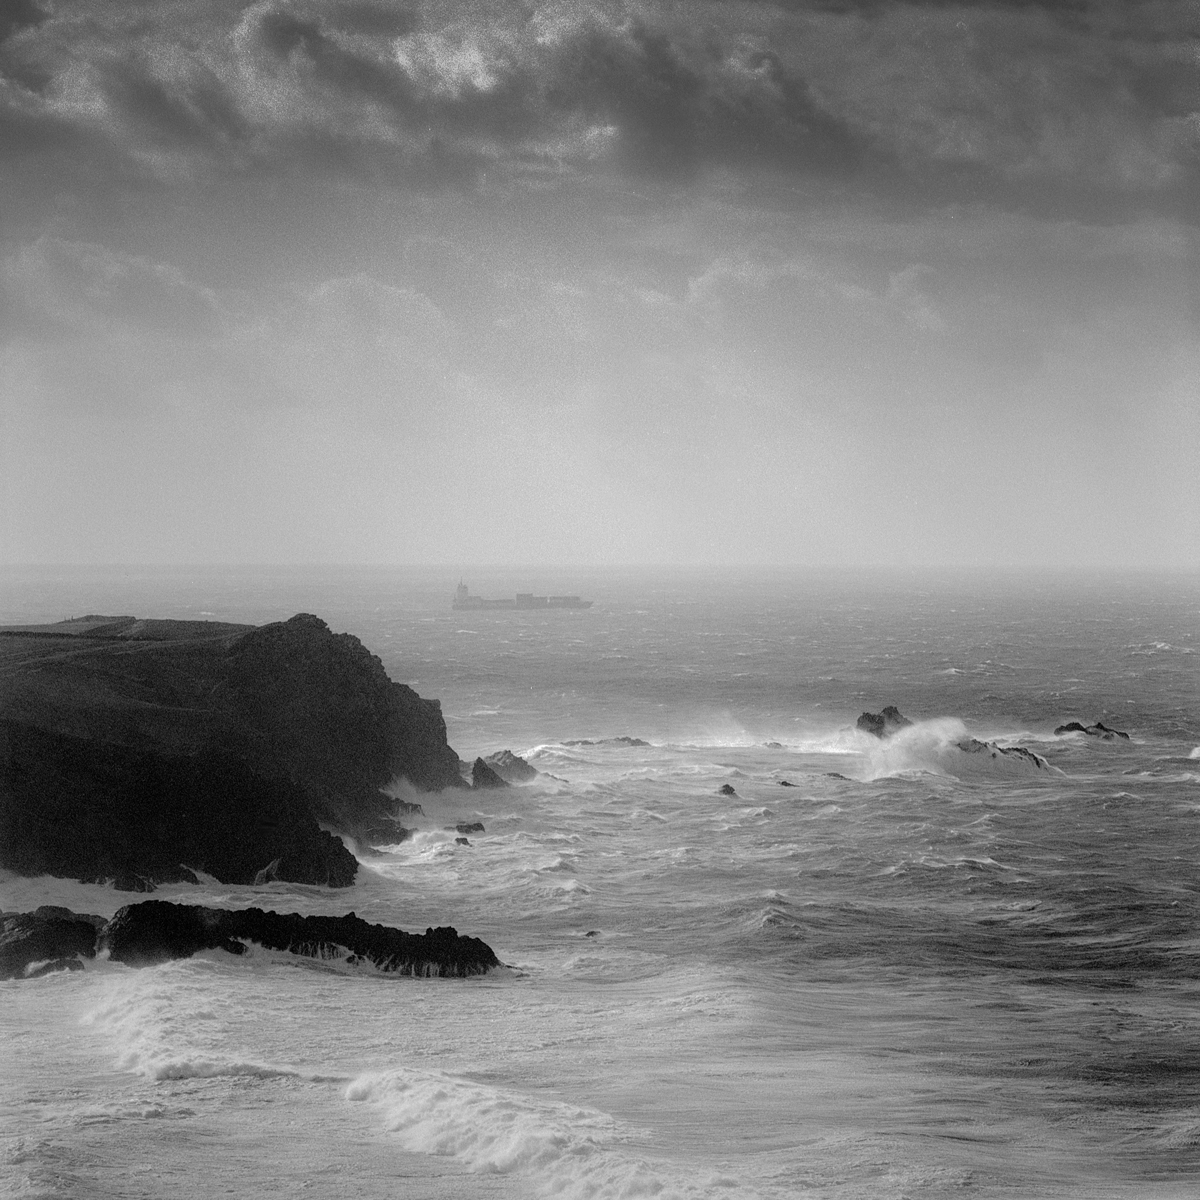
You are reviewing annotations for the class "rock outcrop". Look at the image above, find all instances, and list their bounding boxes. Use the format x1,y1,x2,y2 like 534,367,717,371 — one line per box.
1,901,500,979
1,906,106,980
856,706,914,738
956,738,1050,770
101,900,500,976
471,758,509,789
483,749,538,782
0,613,466,889
1054,720,1131,741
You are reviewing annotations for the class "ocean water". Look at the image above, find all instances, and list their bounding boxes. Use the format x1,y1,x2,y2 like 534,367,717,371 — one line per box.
2,566,1199,1199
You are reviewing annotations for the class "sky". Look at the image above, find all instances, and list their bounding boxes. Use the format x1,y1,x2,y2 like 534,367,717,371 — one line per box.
0,0,1197,568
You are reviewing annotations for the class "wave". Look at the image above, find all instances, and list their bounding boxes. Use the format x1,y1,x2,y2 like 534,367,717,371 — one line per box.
859,718,1061,782
81,956,345,1083
346,1068,739,1198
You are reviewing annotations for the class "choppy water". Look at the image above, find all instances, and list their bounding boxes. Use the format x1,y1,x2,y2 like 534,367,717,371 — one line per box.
2,567,1199,1198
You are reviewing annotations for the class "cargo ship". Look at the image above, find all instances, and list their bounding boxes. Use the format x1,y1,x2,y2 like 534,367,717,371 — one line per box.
452,582,593,610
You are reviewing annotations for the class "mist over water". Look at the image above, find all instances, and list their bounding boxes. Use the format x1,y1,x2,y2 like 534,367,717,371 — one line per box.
3,567,1199,1198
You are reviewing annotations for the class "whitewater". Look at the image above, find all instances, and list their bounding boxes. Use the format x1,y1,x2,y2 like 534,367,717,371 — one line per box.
3,566,1199,1199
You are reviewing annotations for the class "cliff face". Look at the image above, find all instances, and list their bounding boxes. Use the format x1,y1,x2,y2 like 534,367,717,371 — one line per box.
218,614,465,829
0,613,465,889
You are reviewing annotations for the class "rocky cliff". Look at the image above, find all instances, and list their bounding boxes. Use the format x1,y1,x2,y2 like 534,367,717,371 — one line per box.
0,613,466,889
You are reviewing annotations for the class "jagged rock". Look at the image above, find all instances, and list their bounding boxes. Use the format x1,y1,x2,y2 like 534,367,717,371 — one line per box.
1054,720,1131,741
856,706,914,738
471,758,509,789
718,783,737,796
1,907,105,980
956,739,1049,769
100,901,499,976
455,837,470,846
483,750,537,782
0,612,467,889
454,822,485,834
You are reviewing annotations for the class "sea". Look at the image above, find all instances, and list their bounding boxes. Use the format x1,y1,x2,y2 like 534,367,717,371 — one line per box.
2,565,1199,1200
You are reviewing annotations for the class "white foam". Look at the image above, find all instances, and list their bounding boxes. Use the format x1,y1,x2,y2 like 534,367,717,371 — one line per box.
860,718,1061,782
346,1067,745,1198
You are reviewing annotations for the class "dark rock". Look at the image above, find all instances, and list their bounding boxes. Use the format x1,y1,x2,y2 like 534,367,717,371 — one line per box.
1054,720,1131,741
826,772,852,781
483,750,537,782
471,758,509,789
100,900,500,976
956,739,1049,769
454,822,485,835
0,611,468,890
0,720,357,888
718,783,737,796
562,737,650,748
584,930,599,938
764,741,783,749
856,706,914,738
1,907,105,980
455,837,470,846
778,780,796,787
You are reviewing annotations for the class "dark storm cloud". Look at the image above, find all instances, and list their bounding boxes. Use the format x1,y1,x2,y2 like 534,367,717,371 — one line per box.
0,0,1195,208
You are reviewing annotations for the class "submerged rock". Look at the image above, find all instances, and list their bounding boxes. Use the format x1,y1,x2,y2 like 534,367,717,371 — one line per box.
471,758,509,789
856,706,914,738
483,749,538,782
1054,720,1131,741
100,900,500,976
0,907,106,980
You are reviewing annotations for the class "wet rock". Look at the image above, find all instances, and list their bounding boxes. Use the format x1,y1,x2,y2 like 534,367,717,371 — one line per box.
956,739,1049,769
778,780,796,787
1054,720,1131,741
563,737,650,748
483,750,537,782
471,758,509,789
856,706,913,738
455,822,485,835
455,837,470,846
1,907,105,981
718,783,737,796
100,900,500,976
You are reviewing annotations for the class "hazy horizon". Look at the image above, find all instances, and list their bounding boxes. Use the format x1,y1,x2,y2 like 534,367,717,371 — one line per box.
2,1,1197,570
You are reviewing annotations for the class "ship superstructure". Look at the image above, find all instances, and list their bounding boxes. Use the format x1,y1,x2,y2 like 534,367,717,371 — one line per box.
452,582,593,610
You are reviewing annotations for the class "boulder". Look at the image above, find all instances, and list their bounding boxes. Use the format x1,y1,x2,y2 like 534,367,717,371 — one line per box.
454,822,485,835
718,783,737,796
100,901,500,976
471,758,509,789
856,706,913,738
483,750,538,782
1,907,105,980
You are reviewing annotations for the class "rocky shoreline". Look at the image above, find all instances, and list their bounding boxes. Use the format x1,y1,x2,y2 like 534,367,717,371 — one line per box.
0,613,471,891
1,901,501,980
